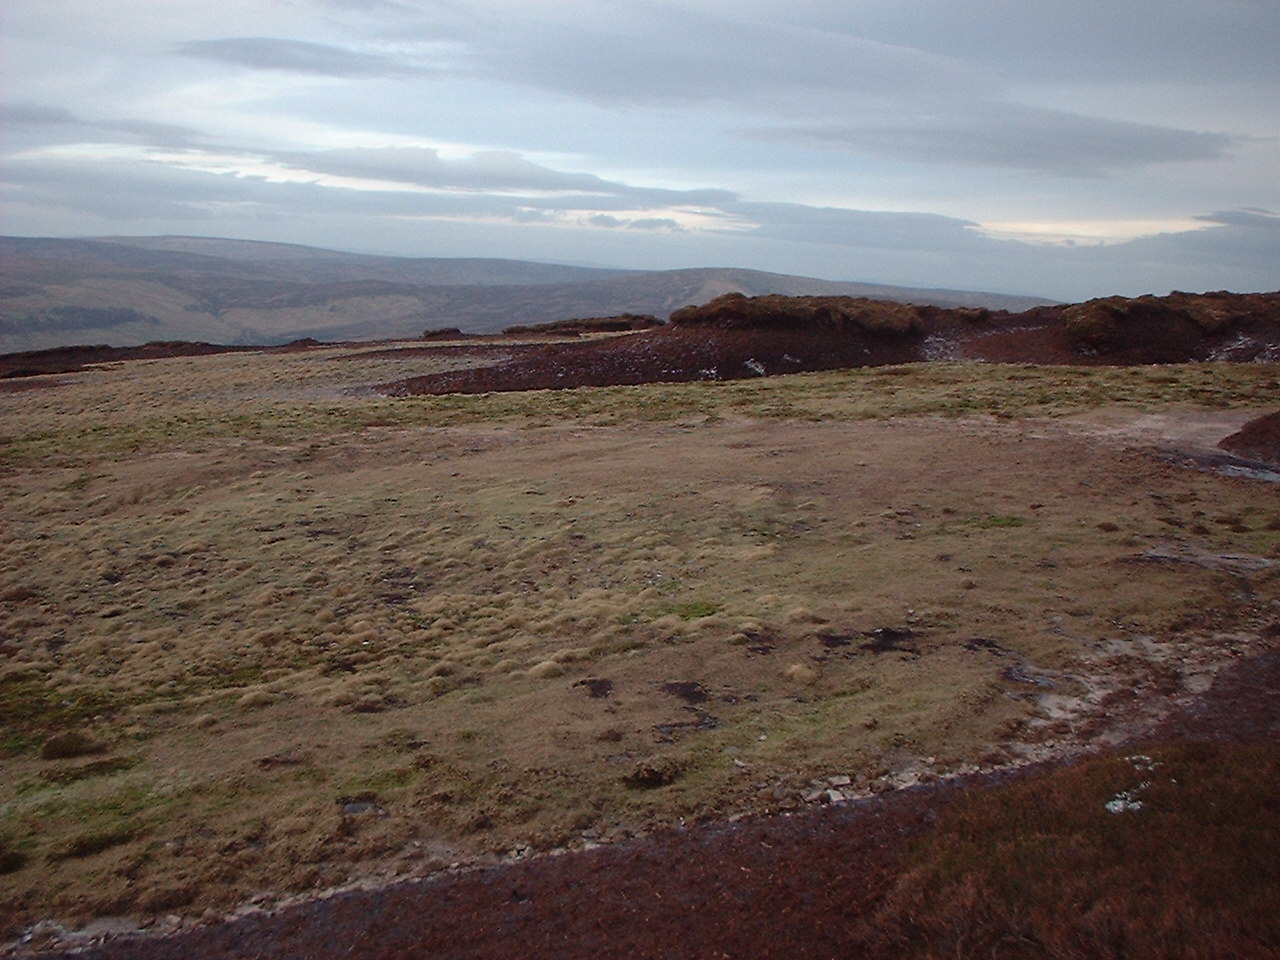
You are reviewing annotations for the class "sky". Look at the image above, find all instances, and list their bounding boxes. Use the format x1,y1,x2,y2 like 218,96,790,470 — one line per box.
2,0,1277,301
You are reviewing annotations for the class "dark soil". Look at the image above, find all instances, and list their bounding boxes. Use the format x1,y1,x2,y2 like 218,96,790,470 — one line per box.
0,342,258,379
1219,409,1280,466
375,290,1280,397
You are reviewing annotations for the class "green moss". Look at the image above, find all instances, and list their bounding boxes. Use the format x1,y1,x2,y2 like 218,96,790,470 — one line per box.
975,515,1027,529
658,600,722,621
0,671,123,755
48,825,136,861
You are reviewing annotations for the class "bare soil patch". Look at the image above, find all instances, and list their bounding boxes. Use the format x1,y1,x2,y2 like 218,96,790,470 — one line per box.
1219,409,1280,466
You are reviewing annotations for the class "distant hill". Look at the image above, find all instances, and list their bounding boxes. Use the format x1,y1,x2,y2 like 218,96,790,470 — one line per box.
0,235,1055,352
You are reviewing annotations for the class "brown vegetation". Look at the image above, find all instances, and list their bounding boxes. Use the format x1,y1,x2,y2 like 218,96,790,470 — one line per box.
669,293,922,333
376,290,1280,396
2,323,1278,957
502,314,663,336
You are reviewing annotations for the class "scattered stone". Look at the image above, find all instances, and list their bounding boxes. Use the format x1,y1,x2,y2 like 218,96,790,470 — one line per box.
1002,663,1056,688
965,637,1007,655
654,712,718,739
1105,791,1145,814
828,775,852,788
340,799,389,817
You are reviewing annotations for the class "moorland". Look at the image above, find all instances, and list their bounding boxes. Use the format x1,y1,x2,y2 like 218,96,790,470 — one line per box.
2,288,1279,958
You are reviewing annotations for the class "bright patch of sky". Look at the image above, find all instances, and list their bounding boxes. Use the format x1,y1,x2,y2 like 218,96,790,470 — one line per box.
2,0,1277,300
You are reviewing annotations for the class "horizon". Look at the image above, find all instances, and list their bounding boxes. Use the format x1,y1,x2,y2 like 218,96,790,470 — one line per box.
3,2,1277,302
10,231,1070,300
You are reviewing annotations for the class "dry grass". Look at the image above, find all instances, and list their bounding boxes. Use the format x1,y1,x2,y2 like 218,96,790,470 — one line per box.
1,344,1277,938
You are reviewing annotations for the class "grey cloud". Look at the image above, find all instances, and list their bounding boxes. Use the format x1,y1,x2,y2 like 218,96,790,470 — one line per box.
0,102,200,147
429,6,985,110
726,202,982,251
736,0,1280,85
1,149,700,229
266,146,738,209
1195,208,1280,231
176,37,427,77
103,118,201,143
585,214,682,231
759,104,1236,176
3,104,79,125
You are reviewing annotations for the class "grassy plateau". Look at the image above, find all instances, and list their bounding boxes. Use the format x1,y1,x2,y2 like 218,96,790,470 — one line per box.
1,340,1278,948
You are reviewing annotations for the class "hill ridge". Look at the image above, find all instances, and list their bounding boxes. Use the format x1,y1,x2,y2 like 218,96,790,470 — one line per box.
0,235,1053,352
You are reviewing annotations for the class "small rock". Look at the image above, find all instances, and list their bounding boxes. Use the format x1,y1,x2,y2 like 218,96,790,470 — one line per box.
828,775,852,788
340,799,389,817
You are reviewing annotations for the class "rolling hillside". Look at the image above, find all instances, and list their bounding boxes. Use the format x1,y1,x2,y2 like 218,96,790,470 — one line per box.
0,236,1054,352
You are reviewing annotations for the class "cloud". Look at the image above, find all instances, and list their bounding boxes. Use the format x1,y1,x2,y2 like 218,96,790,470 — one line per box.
175,37,427,77
0,144,725,233
725,202,981,250
3,104,79,125
0,102,201,149
710,0,1280,85
261,146,739,210
757,103,1237,176
1196,208,1280,231
399,4,987,111
585,214,681,231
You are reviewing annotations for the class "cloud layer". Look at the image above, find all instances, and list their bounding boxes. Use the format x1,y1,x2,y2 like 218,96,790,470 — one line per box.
2,0,1277,300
